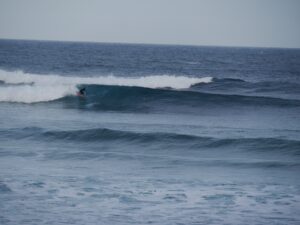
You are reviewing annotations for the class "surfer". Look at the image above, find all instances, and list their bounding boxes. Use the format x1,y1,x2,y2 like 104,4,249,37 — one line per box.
77,87,86,97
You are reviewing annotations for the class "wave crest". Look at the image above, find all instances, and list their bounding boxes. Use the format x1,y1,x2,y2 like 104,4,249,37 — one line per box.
2,127,300,156
0,69,212,103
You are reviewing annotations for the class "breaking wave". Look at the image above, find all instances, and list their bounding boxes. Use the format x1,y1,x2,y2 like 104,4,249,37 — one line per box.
1,70,299,112
0,69,212,103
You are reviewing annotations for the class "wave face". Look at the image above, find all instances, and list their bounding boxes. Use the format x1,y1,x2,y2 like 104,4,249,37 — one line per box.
1,70,300,112
192,78,300,100
2,126,300,167
0,69,212,103
1,40,300,225
2,127,299,155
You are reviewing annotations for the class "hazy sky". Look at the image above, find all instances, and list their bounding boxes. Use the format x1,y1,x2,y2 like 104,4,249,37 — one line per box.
0,0,299,48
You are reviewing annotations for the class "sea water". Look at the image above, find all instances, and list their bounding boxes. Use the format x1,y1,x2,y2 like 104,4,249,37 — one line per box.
0,39,300,224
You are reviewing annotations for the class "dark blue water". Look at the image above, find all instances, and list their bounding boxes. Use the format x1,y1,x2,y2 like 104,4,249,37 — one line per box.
0,39,300,225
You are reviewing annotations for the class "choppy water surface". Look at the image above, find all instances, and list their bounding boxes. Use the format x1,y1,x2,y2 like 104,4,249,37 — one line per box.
0,39,300,225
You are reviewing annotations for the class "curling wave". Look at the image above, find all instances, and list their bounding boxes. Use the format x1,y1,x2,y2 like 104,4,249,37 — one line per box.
0,69,212,103
56,84,300,113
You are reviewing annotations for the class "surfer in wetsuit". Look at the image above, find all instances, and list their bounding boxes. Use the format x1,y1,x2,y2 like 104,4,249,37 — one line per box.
77,88,86,96
79,88,86,95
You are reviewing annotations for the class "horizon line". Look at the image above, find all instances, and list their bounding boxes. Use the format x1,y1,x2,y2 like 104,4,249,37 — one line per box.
0,37,299,50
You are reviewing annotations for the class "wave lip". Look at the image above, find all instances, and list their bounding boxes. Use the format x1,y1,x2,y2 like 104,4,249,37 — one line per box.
60,84,300,113
0,69,212,103
1,69,299,109
0,84,76,103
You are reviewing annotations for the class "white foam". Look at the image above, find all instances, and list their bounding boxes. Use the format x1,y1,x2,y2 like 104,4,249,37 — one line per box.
0,84,76,103
0,69,212,103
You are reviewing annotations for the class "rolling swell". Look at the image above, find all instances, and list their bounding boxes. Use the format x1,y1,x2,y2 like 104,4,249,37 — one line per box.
2,127,300,155
58,84,300,112
192,78,300,100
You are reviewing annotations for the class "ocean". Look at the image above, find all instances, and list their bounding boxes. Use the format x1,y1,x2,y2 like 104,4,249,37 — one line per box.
0,39,300,225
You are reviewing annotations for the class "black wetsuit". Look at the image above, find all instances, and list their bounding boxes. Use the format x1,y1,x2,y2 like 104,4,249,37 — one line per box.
79,88,86,95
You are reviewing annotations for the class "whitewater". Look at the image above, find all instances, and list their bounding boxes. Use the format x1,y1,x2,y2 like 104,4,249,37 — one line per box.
0,39,300,225
0,69,212,103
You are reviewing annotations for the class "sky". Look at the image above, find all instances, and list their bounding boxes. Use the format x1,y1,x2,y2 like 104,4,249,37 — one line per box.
0,0,299,48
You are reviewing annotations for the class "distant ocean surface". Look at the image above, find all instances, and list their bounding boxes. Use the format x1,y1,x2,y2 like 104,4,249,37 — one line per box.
0,39,300,225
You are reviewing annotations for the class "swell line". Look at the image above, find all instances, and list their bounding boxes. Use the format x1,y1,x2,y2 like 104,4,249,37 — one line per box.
1,127,300,155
